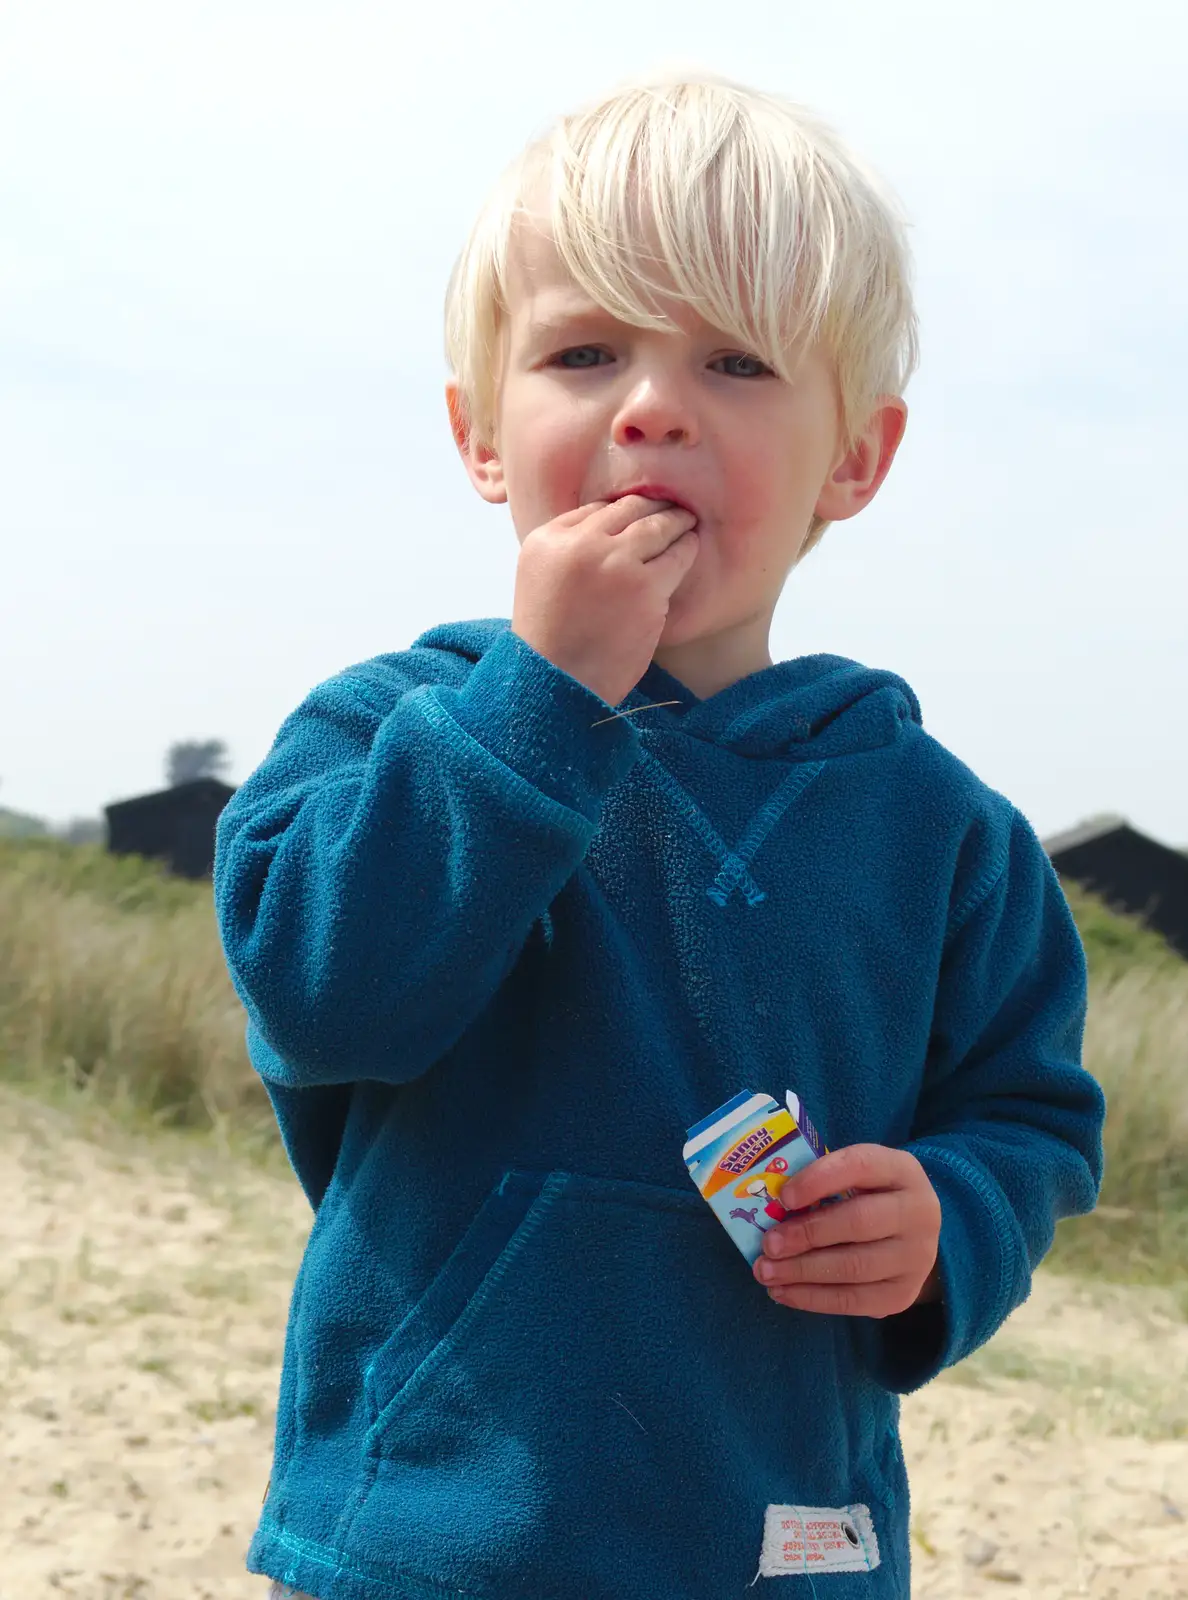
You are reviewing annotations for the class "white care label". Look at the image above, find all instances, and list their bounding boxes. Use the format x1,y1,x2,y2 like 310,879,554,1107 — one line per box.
759,1504,880,1577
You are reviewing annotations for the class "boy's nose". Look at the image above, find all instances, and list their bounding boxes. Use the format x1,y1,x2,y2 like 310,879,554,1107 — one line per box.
610,380,699,448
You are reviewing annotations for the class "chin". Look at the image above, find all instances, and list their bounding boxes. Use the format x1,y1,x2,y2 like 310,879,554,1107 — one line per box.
656,604,694,646
658,576,717,640
656,608,717,652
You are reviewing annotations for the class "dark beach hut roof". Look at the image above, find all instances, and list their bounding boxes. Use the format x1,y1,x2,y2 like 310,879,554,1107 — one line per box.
1044,813,1188,960
104,777,236,880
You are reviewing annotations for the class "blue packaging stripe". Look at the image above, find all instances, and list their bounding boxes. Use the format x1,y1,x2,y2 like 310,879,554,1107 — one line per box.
684,1089,757,1143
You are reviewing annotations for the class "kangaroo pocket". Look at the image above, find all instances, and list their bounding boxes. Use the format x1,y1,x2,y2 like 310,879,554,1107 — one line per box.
356,1169,896,1599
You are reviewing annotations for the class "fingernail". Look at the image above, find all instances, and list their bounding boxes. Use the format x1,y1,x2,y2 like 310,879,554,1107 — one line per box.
756,1259,775,1283
765,1234,785,1258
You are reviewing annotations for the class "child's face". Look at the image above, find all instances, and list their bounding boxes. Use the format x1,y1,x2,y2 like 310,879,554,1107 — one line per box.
452,225,906,679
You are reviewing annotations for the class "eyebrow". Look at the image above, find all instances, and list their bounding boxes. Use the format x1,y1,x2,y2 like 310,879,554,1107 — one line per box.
520,301,621,347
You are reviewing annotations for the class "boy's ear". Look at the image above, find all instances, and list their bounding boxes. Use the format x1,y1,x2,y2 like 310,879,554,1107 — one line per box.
445,382,507,505
814,396,908,524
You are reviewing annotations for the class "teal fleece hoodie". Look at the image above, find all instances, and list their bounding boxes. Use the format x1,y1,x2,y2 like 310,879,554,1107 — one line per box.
213,619,1104,1600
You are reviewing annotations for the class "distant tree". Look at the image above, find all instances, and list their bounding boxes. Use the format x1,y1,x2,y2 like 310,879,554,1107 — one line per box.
166,739,231,787
0,807,49,838
0,778,49,837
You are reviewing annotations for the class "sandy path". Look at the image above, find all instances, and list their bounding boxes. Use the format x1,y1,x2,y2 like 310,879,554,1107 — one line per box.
2,1086,1185,1600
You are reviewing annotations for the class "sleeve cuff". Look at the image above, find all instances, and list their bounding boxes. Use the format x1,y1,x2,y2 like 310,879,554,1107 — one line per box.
860,1142,1030,1394
430,627,642,819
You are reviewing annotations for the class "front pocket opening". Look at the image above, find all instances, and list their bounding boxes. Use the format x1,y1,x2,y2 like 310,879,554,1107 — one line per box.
362,1171,559,1432
361,1170,714,1438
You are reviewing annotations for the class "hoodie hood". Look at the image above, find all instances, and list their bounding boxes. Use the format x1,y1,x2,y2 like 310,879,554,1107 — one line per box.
412,618,922,762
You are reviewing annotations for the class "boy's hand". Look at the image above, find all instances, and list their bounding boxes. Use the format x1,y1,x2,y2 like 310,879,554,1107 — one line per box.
753,1145,942,1318
511,495,700,708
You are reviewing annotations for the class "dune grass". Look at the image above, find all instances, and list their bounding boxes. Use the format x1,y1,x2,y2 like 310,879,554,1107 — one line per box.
1045,959,1188,1284
0,837,273,1148
1,837,1184,1283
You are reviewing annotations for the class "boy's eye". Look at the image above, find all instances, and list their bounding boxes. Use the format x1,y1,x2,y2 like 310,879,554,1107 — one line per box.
711,353,774,378
546,346,773,377
551,346,612,369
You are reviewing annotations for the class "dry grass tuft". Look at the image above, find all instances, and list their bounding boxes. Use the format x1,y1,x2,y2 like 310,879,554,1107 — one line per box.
1047,962,1188,1283
0,855,270,1139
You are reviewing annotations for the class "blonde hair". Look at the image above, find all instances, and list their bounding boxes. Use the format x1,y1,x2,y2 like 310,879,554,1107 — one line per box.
445,71,919,555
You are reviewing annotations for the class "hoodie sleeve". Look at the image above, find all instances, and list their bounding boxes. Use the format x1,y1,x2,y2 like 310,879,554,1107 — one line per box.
867,805,1106,1393
213,628,640,1089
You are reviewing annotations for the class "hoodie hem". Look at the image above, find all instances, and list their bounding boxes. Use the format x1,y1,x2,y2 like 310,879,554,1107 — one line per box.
250,1518,492,1600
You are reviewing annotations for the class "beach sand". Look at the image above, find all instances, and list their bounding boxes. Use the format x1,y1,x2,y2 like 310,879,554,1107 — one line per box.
2,1086,1185,1600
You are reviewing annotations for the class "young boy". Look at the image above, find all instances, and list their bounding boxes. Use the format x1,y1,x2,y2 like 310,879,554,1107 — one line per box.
214,73,1106,1600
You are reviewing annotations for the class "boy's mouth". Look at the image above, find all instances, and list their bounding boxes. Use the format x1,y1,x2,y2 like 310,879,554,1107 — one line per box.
608,483,699,520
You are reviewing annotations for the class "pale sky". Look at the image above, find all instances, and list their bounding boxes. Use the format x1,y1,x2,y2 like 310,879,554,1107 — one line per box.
2,0,1185,844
